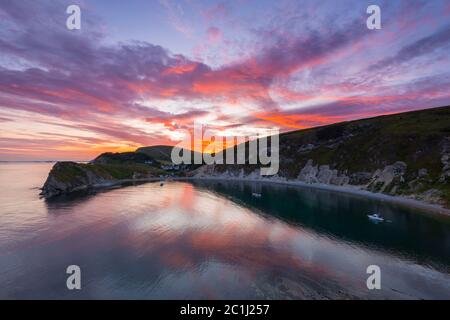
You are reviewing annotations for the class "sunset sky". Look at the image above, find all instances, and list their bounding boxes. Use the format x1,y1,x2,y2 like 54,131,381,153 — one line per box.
0,0,449,160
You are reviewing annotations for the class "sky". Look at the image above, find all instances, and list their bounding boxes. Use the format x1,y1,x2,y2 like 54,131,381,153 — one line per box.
0,0,449,161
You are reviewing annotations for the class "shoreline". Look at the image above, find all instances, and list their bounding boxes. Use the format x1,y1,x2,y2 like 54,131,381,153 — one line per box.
40,177,162,199
42,174,450,217
180,176,450,217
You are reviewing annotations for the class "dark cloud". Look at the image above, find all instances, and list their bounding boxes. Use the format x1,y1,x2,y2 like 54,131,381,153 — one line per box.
369,24,450,71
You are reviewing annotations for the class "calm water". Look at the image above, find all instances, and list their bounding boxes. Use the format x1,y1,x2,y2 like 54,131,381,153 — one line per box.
0,162,450,299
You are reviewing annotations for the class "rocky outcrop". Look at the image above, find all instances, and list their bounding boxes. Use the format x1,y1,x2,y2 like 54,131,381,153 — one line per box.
439,138,450,183
40,162,114,198
40,161,161,198
297,160,318,183
297,160,349,185
367,161,407,193
296,160,408,193
295,160,445,204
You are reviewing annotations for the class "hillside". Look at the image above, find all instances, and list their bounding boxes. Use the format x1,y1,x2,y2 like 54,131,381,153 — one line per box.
40,145,202,198
136,145,202,164
197,106,450,207
41,106,450,207
136,145,175,163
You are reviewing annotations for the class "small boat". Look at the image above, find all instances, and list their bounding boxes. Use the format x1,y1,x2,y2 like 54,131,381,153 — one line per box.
252,192,262,198
367,213,384,222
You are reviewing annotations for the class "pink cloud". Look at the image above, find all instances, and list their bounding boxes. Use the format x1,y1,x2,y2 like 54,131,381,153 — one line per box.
207,27,223,44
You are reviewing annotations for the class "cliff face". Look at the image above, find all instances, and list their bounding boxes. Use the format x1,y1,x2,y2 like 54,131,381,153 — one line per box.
40,161,163,198
193,106,450,208
193,159,447,207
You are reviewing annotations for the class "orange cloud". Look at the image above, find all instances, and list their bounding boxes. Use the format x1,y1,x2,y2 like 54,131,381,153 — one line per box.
163,62,199,75
253,111,344,129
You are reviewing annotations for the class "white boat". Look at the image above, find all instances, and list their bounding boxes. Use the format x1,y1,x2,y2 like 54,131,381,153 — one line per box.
367,213,384,222
252,192,262,198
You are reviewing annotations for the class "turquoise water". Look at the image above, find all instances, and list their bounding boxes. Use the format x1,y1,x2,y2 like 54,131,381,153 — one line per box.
0,163,449,299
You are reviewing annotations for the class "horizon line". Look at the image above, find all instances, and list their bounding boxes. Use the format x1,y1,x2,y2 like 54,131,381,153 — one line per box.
2,104,449,162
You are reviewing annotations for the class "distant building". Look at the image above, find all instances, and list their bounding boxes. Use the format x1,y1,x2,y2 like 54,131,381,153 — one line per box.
161,164,180,171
